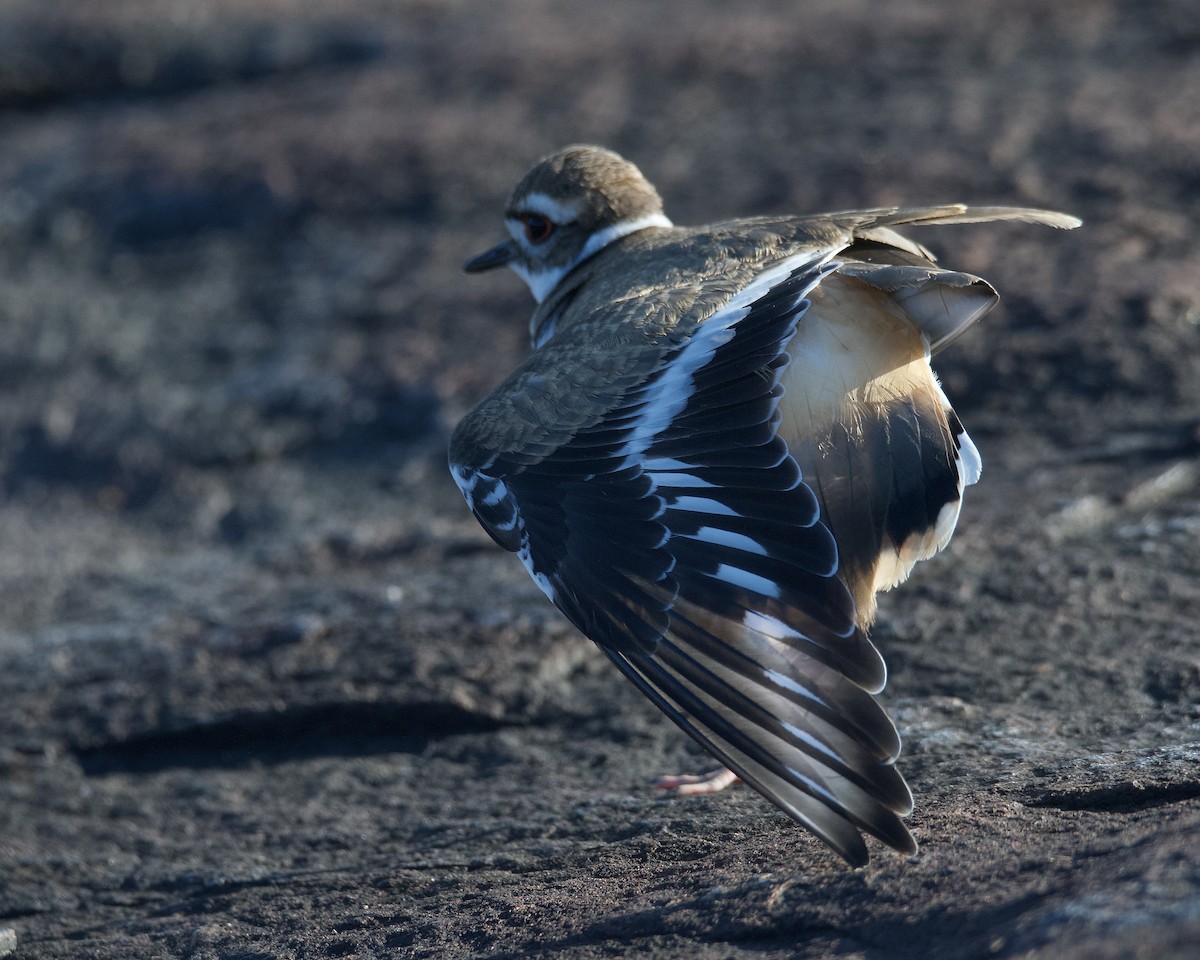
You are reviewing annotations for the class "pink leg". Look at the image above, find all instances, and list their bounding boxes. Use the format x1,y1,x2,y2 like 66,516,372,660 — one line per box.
655,767,740,797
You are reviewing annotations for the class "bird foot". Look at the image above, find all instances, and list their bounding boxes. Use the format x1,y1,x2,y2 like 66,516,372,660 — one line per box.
654,767,740,797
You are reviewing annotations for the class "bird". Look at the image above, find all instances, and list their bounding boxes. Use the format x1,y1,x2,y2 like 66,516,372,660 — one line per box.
449,144,1079,866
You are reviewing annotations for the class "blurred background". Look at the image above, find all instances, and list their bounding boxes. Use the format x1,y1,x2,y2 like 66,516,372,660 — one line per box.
1,1,1198,957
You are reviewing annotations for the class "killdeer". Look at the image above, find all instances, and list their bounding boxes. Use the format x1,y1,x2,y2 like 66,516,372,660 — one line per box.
450,145,1078,866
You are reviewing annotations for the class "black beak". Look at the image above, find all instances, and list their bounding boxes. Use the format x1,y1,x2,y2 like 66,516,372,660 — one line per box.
463,239,517,273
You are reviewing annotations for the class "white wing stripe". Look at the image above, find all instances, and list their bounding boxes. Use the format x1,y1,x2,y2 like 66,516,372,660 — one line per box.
713,563,782,600
615,250,837,468
684,525,770,556
669,496,741,516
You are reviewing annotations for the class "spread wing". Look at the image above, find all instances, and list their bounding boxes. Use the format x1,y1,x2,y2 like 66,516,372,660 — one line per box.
450,248,915,865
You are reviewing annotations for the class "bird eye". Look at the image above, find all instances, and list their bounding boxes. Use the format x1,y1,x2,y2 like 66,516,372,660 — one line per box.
521,213,555,244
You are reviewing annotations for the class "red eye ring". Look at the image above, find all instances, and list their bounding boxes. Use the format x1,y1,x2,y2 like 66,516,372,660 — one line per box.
521,213,555,244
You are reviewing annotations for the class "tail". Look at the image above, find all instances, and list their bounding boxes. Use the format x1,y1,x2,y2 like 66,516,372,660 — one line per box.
837,204,1081,232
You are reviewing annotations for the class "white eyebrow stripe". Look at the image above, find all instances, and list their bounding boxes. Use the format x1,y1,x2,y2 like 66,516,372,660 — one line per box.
514,192,579,223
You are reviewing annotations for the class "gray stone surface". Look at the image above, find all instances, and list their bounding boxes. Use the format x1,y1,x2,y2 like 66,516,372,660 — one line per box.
1,1,1197,957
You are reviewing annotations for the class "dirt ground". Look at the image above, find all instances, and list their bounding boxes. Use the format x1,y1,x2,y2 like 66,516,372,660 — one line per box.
1,1,1198,957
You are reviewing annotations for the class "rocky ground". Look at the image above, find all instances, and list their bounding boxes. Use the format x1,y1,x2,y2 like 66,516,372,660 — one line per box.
1,1,1198,957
